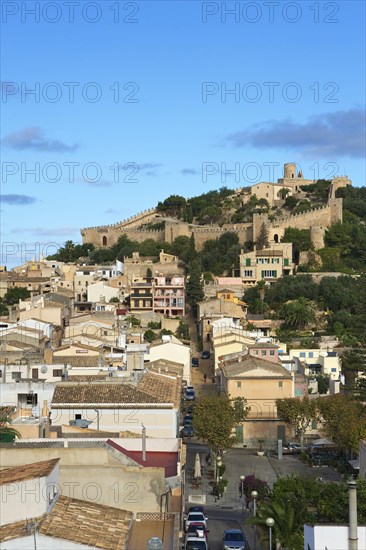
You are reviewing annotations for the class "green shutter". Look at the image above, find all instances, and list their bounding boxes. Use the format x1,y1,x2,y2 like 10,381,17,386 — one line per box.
284,258,289,266
235,425,244,443
246,258,251,266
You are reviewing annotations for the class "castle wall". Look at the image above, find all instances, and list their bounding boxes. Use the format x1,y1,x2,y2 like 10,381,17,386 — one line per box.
253,198,342,248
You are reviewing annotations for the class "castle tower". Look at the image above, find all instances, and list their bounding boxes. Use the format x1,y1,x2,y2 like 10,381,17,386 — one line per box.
284,163,297,179
311,226,326,250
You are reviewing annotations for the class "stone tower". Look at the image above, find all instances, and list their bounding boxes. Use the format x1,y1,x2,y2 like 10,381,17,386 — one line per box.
311,225,326,250
284,162,297,179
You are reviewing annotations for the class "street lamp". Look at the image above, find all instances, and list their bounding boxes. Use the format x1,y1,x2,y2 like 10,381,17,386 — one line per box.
216,457,222,484
266,517,275,550
251,490,258,516
251,491,258,550
239,475,245,499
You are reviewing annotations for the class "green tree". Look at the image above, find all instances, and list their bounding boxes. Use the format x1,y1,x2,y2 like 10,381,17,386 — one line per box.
276,397,317,451
193,394,250,455
0,298,9,316
4,287,31,305
313,374,330,395
250,498,305,550
0,414,20,443
278,187,290,200
278,297,316,330
317,394,366,454
156,195,186,217
282,228,312,263
256,223,269,250
144,329,157,343
340,350,365,393
186,260,204,317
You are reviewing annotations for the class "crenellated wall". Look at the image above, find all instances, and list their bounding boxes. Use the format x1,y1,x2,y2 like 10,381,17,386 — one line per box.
81,168,347,252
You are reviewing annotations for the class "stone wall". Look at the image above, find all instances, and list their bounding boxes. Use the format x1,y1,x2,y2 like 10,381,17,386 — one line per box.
81,178,346,252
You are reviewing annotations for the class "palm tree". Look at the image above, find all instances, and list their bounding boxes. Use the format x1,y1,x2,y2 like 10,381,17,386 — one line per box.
0,414,20,443
279,298,316,330
250,498,305,549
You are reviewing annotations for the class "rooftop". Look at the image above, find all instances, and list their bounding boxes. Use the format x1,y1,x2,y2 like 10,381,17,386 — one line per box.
39,496,132,549
51,382,173,407
221,354,292,379
0,458,59,485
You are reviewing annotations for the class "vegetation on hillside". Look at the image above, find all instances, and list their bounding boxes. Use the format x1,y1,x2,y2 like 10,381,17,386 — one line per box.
244,274,366,346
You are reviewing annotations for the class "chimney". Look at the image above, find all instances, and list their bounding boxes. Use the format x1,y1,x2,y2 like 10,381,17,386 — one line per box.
348,480,358,550
142,424,146,461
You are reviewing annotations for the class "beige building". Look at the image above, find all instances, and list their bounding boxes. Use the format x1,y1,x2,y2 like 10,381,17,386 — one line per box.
51,373,181,438
219,353,294,446
240,242,294,285
249,181,292,206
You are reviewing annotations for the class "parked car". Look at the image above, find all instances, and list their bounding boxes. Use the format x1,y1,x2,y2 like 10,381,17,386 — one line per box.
192,357,199,367
185,388,195,401
288,442,301,453
184,512,208,533
184,414,193,424
201,351,210,359
184,535,208,550
181,426,195,438
185,521,209,541
221,528,247,549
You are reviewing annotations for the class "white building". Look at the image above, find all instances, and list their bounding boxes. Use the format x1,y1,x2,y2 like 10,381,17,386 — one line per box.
147,336,191,384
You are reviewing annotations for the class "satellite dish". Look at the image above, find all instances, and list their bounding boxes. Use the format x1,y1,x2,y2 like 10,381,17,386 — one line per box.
41,366,48,374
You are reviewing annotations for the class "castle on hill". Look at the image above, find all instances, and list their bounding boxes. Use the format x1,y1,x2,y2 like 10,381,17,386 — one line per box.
81,163,351,252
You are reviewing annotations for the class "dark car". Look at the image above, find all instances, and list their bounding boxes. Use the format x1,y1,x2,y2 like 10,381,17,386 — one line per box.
184,414,193,424
221,528,247,549
181,425,195,438
201,351,210,359
192,357,199,367
185,389,195,401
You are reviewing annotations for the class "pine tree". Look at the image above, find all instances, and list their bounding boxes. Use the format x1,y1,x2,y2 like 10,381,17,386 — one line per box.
256,223,269,250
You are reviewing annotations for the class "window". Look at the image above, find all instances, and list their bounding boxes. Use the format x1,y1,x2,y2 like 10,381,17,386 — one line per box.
278,381,283,388
309,352,314,358
245,258,251,267
331,367,337,372
271,258,280,264
26,393,37,405
311,420,318,430
53,369,63,377
261,350,266,356
75,414,82,420
300,352,306,358
284,258,289,266
12,372,21,380
237,381,241,388
261,270,277,278
243,270,253,278
270,350,275,356
295,388,302,397
103,331,108,336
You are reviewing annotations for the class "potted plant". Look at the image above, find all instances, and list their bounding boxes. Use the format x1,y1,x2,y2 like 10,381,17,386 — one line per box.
257,439,265,457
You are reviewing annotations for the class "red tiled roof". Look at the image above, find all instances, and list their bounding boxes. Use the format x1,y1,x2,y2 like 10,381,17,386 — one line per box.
106,440,178,477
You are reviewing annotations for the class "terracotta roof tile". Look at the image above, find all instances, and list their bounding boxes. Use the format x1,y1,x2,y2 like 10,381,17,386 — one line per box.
221,354,292,378
52,383,171,406
39,496,132,549
0,459,59,485
139,371,181,408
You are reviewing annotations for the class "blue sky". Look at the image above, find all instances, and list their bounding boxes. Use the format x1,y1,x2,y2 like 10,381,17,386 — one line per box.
1,0,365,267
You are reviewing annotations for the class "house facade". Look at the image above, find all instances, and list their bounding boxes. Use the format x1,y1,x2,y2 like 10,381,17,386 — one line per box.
239,242,294,285
219,353,294,447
